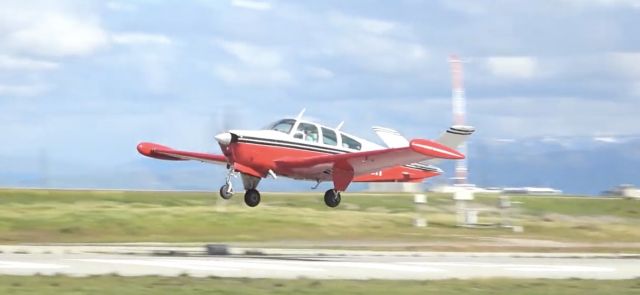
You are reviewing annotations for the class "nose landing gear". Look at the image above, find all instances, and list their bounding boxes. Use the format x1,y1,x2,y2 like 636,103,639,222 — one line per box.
219,183,233,200
218,166,236,200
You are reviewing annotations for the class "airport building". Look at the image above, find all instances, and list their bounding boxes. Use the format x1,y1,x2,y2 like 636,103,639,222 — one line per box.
501,187,562,195
602,184,640,199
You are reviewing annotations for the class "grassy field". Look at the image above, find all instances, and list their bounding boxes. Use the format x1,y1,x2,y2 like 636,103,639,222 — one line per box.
0,189,638,251
0,275,639,295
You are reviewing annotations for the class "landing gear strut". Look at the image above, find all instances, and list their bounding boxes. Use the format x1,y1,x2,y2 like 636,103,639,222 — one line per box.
244,189,261,207
324,189,341,208
241,173,262,207
218,167,235,200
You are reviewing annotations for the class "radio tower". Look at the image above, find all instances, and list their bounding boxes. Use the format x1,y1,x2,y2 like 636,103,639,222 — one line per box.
449,55,468,186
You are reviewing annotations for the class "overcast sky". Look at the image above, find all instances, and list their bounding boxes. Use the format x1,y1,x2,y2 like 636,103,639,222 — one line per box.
1,0,639,172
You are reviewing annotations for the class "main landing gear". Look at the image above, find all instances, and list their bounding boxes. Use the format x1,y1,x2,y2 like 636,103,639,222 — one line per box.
244,189,261,207
218,170,263,207
324,189,341,208
219,186,261,207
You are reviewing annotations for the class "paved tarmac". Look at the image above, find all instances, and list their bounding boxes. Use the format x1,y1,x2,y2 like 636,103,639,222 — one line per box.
0,252,638,280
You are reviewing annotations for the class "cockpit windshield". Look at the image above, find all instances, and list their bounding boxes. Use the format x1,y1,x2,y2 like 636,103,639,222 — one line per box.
268,119,295,134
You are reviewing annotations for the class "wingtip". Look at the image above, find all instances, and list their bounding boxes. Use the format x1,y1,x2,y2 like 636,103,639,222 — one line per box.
137,142,173,157
410,139,465,160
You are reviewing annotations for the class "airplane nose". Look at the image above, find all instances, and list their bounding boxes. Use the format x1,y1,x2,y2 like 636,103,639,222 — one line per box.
215,132,232,145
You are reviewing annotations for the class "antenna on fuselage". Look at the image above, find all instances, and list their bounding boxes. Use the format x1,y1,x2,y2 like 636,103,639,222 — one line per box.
295,108,306,121
335,121,345,130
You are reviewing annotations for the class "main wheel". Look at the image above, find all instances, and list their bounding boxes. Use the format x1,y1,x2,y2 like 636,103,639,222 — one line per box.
219,184,233,200
323,189,341,208
244,189,261,207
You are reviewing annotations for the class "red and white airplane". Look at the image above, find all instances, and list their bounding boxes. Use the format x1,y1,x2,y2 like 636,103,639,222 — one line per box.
137,110,474,207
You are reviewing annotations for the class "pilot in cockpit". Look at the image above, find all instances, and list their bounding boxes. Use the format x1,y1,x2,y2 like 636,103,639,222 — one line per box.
304,129,318,142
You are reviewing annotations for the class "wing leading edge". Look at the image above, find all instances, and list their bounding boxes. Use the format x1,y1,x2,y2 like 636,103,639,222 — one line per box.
137,142,227,165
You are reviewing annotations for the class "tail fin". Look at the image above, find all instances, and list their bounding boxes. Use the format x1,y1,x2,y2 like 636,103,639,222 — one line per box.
372,126,409,148
422,125,475,164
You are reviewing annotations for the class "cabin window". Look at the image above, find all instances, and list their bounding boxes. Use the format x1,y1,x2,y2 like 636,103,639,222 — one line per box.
270,119,295,134
341,134,361,150
321,127,337,146
295,123,319,143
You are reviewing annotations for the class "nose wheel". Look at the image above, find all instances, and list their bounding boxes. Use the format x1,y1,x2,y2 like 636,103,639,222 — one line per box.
244,189,261,207
324,189,341,207
219,184,233,200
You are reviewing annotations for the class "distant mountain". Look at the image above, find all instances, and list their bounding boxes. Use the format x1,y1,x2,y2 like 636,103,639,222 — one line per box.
463,135,640,195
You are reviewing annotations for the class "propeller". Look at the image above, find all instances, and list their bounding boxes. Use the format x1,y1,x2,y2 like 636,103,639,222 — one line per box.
210,106,242,157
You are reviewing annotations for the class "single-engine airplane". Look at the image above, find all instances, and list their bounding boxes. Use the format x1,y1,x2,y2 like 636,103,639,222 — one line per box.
137,110,474,207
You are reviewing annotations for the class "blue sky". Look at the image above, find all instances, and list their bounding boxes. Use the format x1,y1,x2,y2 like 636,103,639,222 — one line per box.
1,0,639,187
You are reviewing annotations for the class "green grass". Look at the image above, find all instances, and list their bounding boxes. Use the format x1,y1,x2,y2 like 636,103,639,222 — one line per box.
0,275,639,295
0,189,638,250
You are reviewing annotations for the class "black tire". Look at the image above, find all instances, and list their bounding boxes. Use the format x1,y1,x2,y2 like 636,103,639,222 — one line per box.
324,189,341,208
244,189,261,207
219,184,233,200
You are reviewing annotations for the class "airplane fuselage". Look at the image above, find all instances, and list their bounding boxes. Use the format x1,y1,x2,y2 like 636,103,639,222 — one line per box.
224,122,440,184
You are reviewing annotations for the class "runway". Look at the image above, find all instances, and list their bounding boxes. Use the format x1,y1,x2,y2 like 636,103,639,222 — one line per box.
0,252,638,280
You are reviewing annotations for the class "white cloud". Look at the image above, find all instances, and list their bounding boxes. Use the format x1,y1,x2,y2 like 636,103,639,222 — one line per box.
231,0,272,11
335,34,428,73
609,52,640,96
217,40,282,68
471,96,640,137
323,14,428,74
563,0,640,8
633,82,640,97
329,13,397,35
112,33,173,46
0,55,59,71
306,66,334,79
593,136,619,143
609,52,640,78
440,0,489,15
214,39,292,85
214,65,292,85
486,56,538,79
0,84,48,97
0,4,109,57
106,1,137,12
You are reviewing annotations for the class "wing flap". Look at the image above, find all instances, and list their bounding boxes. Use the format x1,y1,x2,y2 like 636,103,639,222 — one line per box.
372,126,409,148
137,142,227,165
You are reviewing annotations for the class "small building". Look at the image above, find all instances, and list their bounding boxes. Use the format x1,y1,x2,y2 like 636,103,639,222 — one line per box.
501,187,562,195
367,182,423,193
429,184,500,194
602,184,640,199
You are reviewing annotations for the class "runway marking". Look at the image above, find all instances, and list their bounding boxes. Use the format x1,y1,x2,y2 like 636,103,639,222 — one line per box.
0,261,68,269
76,258,324,273
402,262,615,273
76,259,239,272
317,262,444,273
506,266,615,273
174,259,325,272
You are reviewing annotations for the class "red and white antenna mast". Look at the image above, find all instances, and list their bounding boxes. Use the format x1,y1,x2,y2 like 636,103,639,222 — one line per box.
449,55,468,185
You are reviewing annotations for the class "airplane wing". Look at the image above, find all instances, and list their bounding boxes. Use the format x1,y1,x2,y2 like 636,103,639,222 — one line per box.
137,142,227,165
274,139,464,178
